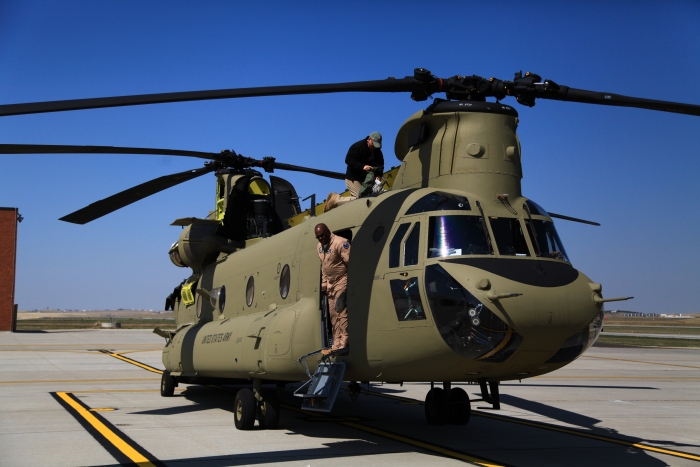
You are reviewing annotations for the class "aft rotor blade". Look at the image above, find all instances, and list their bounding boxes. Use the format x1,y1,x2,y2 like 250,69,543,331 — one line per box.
0,144,346,180
0,78,424,117
548,212,600,226
60,166,216,224
0,143,224,161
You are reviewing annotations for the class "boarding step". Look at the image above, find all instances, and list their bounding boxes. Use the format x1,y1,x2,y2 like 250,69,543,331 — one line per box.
294,361,346,413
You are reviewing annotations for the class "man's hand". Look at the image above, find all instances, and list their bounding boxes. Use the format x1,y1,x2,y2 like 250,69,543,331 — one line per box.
363,165,372,171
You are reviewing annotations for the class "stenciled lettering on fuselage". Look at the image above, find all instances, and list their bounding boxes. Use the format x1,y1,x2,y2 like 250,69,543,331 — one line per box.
201,332,233,344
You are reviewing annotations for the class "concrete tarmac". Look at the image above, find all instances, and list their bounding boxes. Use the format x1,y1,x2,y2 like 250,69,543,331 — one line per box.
1,329,698,467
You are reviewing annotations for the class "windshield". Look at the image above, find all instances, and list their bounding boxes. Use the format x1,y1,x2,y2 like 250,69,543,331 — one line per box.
525,219,569,262
428,216,491,258
489,217,530,256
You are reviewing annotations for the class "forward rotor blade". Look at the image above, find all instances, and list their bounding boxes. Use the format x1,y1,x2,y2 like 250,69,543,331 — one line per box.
538,87,700,117
269,161,346,180
0,143,224,161
60,166,216,224
548,212,600,226
0,78,423,117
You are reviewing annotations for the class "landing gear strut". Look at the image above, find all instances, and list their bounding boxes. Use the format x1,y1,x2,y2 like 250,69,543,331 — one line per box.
478,379,500,410
425,382,471,425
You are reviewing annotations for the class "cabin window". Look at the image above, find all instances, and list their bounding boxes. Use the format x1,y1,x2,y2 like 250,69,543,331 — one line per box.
389,277,426,321
489,217,530,256
246,276,255,306
525,219,569,262
427,216,491,258
389,223,411,268
403,222,421,266
405,191,471,215
279,264,290,299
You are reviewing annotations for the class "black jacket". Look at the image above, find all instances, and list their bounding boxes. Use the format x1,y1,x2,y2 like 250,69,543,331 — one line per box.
344,137,384,182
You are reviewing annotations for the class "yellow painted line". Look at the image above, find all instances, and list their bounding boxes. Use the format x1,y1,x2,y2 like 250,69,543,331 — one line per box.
55,392,156,467
0,377,158,384
582,355,700,370
107,352,163,374
89,408,116,412
366,390,700,463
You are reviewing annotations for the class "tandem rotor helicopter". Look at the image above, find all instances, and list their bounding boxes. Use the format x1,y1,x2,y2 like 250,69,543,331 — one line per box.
2,68,699,430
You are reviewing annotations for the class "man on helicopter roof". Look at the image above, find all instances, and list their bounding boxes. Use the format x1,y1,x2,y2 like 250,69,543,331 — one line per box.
315,223,351,356
325,132,384,210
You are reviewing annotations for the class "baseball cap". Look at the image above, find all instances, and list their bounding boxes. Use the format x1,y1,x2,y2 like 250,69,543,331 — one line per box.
369,132,382,149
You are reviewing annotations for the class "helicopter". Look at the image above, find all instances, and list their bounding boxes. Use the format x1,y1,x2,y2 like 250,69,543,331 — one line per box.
2,68,699,430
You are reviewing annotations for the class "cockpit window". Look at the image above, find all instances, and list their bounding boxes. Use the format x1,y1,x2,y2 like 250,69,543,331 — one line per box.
428,216,492,258
525,219,569,262
403,223,421,266
405,192,470,215
525,199,549,216
489,217,530,256
389,223,411,268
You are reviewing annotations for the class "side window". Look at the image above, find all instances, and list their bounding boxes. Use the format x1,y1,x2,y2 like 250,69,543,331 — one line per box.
389,277,426,321
403,222,421,266
389,223,410,268
489,217,530,256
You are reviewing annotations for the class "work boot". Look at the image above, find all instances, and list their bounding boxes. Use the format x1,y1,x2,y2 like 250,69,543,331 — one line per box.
325,193,339,211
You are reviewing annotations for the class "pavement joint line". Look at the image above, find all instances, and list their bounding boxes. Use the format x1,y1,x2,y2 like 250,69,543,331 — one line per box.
364,389,700,463
52,391,165,467
581,355,700,370
0,378,158,384
100,350,700,464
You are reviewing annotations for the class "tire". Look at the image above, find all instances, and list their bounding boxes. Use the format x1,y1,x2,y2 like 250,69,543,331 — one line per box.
449,387,471,425
257,389,281,430
160,370,176,397
425,388,449,425
234,388,256,430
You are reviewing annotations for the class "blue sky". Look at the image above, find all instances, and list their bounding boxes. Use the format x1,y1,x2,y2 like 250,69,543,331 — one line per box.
0,1,698,312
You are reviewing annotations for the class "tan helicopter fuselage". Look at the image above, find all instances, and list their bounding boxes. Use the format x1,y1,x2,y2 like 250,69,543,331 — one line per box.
163,101,604,384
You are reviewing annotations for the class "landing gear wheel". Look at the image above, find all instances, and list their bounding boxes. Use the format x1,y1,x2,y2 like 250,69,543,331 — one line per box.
425,388,449,425
160,370,176,397
257,389,280,430
234,388,256,430
449,387,471,425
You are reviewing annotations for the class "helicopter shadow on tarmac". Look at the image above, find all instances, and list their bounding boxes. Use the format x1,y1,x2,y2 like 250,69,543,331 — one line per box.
499,393,700,451
127,384,441,466
127,385,682,467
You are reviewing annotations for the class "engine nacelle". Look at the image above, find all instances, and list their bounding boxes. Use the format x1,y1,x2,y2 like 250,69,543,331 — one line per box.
169,219,240,271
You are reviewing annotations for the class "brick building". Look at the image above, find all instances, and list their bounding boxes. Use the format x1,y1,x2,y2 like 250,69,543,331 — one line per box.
0,207,19,332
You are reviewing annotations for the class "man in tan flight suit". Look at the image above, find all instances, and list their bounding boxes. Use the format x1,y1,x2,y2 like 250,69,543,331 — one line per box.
315,223,350,356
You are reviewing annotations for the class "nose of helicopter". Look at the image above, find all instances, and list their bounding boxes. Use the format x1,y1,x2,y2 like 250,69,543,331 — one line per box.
429,259,603,363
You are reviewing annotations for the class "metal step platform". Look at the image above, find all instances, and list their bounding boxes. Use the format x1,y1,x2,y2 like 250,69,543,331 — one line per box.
294,359,346,413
